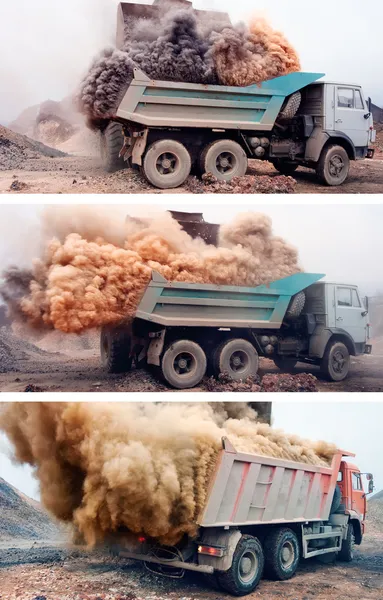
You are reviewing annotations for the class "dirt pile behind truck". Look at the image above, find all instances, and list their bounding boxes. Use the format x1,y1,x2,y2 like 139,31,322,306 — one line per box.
0,403,336,548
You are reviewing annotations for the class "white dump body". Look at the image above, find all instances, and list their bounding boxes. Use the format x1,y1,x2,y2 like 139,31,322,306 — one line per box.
198,439,345,529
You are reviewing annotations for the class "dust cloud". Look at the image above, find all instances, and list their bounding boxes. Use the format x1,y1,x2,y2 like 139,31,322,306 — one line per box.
78,7,300,126
0,207,300,334
0,403,337,547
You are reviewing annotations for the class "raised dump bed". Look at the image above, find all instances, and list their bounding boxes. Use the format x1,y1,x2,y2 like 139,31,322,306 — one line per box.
116,69,324,131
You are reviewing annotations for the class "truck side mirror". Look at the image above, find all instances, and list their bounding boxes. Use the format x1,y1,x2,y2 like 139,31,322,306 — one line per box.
364,296,369,311
368,97,372,113
369,480,374,494
362,311,368,317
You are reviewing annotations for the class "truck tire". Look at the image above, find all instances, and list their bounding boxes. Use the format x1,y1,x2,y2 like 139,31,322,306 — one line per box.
286,291,306,320
100,122,125,172
278,92,302,120
100,326,132,373
273,356,298,373
321,341,350,382
264,528,300,581
217,535,264,596
316,145,350,186
200,140,248,182
338,523,355,562
272,159,299,176
161,340,207,389
143,140,191,189
213,339,259,381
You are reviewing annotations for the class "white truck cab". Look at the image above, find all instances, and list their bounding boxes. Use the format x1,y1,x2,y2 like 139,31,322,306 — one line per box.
323,82,376,153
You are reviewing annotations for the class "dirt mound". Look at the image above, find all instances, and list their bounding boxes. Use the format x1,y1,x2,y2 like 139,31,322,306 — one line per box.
0,125,67,170
186,172,297,194
368,491,383,530
0,327,51,373
0,477,60,541
204,372,318,392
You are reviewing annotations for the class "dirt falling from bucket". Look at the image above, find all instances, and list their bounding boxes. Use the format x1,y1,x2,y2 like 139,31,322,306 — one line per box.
0,208,300,334
0,402,337,546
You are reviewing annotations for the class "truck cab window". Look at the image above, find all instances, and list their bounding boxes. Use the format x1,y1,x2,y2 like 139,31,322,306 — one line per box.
352,473,363,491
355,90,364,110
352,289,361,308
338,88,354,108
337,288,352,307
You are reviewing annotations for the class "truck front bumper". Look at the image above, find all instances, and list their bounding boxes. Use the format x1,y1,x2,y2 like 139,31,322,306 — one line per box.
364,344,372,355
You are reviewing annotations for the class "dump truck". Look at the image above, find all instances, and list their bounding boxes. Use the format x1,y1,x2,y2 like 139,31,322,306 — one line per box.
100,271,372,389
112,440,374,596
100,2,376,187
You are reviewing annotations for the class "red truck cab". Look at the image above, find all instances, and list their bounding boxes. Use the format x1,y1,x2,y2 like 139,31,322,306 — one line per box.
337,459,374,541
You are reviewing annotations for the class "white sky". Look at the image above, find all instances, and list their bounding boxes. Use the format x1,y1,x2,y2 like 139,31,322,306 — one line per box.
1,204,382,295
1,403,382,502
0,0,382,124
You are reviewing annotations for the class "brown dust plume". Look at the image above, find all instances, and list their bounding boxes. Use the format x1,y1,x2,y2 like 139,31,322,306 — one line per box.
0,403,337,547
0,208,301,334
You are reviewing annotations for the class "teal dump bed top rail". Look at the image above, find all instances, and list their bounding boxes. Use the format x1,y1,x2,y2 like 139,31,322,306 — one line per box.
136,272,325,329
116,69,325,131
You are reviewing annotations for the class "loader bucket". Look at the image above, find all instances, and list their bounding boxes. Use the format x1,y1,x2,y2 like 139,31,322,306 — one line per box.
125,211,219,246
117,0,231,49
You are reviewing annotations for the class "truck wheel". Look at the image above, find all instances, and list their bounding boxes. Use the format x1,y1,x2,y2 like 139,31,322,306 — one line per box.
213,339,259,381
321,341,350,382
100,122,125,173
272,159,299,176
217,535,264,596
161,340,207,389
200,140,248,182
273,356,298,373
264,528,300,581
143,140,191,189
316,145,350,186
338,523,355,562
100,326,132,373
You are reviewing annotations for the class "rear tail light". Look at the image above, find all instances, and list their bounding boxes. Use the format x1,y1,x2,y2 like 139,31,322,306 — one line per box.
198,545,224,557
138,536,146,543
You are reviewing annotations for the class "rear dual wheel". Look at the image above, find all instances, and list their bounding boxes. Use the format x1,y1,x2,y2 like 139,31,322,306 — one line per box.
161,340,207,389
214,339,259,381
143,140,191,189
200,140,248,182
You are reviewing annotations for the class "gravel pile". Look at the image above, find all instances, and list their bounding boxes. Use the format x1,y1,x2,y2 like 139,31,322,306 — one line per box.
186,172,297,194
0,125,67,170
0,478,60,541
204,372,318,392
0,327,50,373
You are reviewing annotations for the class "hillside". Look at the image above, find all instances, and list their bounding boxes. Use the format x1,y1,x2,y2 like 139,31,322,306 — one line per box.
0,477,61,541
368,490,383,529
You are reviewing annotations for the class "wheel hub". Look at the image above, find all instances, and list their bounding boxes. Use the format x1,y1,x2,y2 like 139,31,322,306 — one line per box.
332,350,346,373
229,350,249,373
216,152,235,174
281,541,295,569
238,550,258,584
329,155,345,177
156,152,178,175
173,352,196,375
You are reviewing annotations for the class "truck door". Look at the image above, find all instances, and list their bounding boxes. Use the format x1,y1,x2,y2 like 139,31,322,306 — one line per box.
335,286,367,348
350,471,366,521
334,87,370,148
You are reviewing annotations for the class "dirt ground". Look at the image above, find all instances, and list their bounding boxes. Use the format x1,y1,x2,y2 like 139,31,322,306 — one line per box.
0,336,382,393
1,154,383,195
1,527,382,600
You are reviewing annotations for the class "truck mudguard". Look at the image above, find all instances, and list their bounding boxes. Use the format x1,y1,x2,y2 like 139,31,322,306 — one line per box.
309,327,357,359
327,131,356,159
198,528,242,572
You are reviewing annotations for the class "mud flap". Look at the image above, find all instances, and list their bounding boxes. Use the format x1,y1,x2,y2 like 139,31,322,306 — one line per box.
147,330,166,366
132,129,149,166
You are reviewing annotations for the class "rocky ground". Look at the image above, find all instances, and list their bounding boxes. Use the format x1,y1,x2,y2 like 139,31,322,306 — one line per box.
0,525,382,600
0,327,382,393
0,123,382,194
